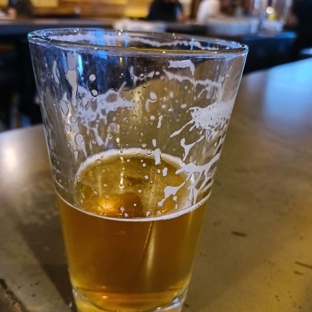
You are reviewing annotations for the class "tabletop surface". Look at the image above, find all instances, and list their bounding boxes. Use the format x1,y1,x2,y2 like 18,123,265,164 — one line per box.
1,58,312,311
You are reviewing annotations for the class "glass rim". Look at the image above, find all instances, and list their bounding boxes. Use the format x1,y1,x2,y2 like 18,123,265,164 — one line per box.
28,28,248,56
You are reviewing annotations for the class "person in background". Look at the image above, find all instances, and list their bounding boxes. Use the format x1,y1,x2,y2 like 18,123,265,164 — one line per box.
287,0,312,60
147,0,184,22
7,0,41,125
7,0,34,18
196,0,231,23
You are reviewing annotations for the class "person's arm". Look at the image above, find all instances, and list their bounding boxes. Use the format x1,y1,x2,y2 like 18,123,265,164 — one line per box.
196,2,206,23
176,2,185,21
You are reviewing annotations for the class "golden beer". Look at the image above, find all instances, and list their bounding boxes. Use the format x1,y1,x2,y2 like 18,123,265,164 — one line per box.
57,150,208,312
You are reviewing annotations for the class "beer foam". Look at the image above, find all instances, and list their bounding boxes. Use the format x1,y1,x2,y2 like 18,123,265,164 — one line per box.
58,49,232,164
168,60,195,75
52,41,233,219
67,148,211,222
62,65,232,158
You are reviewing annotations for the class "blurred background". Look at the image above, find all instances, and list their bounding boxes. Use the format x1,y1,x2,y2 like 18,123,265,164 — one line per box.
0,0,311,131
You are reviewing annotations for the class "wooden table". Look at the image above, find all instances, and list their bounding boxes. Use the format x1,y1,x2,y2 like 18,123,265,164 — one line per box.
1,58,312,311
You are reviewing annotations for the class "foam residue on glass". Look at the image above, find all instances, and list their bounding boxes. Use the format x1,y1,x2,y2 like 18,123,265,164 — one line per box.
45,34,241,220
48,31,238,52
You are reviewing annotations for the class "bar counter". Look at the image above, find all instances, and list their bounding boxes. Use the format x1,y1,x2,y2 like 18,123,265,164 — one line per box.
0,18,114,37
1,58,312,311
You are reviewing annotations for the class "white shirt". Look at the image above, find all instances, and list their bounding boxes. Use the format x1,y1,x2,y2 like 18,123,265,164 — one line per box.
196,0,221,23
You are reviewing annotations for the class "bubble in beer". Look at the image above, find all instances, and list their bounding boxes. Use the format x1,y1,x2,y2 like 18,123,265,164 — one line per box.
108,123,120,135
144,175,149,180
70,116,77,124
138,189,142,194
142,163,146,168
66,123,72,132
60,100,69,116
149,91,156,100
89,74,96,82
75,133,84,146
145,150,152,156
82,97,88,107
162,167,168,177
91,89,98,97
80,199,84,203
74,150,79,160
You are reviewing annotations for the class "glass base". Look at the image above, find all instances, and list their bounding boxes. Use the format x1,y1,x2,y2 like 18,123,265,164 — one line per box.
74,288,187,312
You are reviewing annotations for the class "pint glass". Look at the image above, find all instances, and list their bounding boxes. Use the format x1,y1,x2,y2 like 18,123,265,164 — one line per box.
28,29,247,312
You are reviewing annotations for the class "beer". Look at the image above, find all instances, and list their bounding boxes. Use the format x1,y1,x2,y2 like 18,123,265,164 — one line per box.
57,150,208,311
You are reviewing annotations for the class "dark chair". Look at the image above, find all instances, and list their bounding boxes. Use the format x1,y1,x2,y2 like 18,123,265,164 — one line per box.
0,46,19,129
